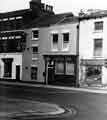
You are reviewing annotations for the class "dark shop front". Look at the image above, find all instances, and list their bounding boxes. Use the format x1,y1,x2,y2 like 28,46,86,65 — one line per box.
44,55,78,87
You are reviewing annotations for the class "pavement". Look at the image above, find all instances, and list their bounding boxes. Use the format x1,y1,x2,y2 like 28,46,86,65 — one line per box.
0,96,65,119
0,81,107,94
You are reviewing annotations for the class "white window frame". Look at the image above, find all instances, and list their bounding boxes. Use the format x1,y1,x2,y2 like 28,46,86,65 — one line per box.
94,21,103,32
51,31,59,51
2,18,8,21
62,31,70,51
9,17,15,20
93,38,103,57
32,28,39,40
2,37,8,40
16,16,23,19
15,36,21,39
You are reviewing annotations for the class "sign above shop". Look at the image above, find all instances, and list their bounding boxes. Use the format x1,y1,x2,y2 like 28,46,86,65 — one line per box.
81,59,105,66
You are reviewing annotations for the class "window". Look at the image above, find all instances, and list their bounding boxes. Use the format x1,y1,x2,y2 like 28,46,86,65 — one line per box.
94,39,102,57
66,61,75,75
32,30,39,39
32,46,38,53
55,61,64,74
63,33,69,43
63,32,69,49
16,16,22,19
3,18,8,21
94,21,103,31
52,33,58,50
2,58,13,78
31,67,38,80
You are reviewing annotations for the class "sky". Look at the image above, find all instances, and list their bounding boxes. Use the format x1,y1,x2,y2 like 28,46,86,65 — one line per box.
0,0,107,15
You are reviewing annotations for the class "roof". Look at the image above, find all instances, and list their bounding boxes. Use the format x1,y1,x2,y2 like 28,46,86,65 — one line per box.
25,12,78,28
79,10,107,20
0,9,32,18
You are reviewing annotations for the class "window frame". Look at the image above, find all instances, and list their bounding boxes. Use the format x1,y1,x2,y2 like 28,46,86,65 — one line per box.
66,61,75,75
93,38,103,57
32,28,39,40
32,46,38,53
31,66,38,80
94,21,103,31
51,33,58,51
62,32,70,51
55,60,65,75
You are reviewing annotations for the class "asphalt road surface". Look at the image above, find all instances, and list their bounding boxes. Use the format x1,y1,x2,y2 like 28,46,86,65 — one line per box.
0,84,107,120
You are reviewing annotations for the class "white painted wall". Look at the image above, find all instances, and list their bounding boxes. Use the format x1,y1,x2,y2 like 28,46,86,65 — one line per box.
0,53,22,80
79,17,107,85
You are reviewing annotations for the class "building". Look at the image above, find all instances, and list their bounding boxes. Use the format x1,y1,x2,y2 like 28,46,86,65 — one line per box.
25,13,79,86
79,10,107,87
0,0,54,81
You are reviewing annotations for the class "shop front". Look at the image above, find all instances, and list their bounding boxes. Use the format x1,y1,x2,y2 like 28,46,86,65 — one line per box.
80,59,107,87
44,55,78,87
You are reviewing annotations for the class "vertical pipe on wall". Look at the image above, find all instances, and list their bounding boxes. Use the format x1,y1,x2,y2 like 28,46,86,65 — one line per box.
76,23,80,87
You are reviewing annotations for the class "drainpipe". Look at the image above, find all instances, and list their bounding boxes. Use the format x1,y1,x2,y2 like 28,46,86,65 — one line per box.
76,21,80,88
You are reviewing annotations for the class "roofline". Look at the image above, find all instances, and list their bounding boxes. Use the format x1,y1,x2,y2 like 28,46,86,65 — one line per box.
79,13,107,20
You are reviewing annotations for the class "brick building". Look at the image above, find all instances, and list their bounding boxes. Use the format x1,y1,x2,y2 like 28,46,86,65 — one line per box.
0,0,54,81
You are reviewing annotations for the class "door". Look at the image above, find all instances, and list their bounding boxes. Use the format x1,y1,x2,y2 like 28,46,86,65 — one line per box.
16,65,20,81
48,67,54,84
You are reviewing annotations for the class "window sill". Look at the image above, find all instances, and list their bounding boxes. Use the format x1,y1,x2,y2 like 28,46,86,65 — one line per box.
32,52,39,54
31,38,39,41
93,30,103,33
32,58,38,61
93,56,103,59
51,49,58,52
61,48,69,51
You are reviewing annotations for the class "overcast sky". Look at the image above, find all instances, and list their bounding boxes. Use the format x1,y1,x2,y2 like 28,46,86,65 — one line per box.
0,0,107,15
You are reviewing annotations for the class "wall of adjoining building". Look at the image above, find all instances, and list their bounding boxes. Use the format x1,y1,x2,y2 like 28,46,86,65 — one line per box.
79,17,107,86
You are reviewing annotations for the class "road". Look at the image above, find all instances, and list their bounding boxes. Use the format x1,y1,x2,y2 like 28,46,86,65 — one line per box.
0,84,107,120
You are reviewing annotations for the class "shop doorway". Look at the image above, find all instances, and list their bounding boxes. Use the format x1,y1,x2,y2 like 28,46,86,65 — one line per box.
16,65,20,81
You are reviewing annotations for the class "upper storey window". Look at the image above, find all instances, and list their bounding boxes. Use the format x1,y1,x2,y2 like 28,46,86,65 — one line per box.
63,32,69,50
32,29,39,40
52,33,58,50
94,39,102,57
94,21,103,31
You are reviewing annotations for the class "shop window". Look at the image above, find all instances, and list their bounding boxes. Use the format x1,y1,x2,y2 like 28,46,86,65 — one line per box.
31,67,38,80
52,33,58,50
32,30,39,40
86,66,102,82
94,39,102,57
66,61,75,75
55,61,64,74
94,21,103,31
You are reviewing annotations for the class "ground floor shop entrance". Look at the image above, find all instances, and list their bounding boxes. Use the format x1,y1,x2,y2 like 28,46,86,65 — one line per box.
44,55,78,87
80,59,106,86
